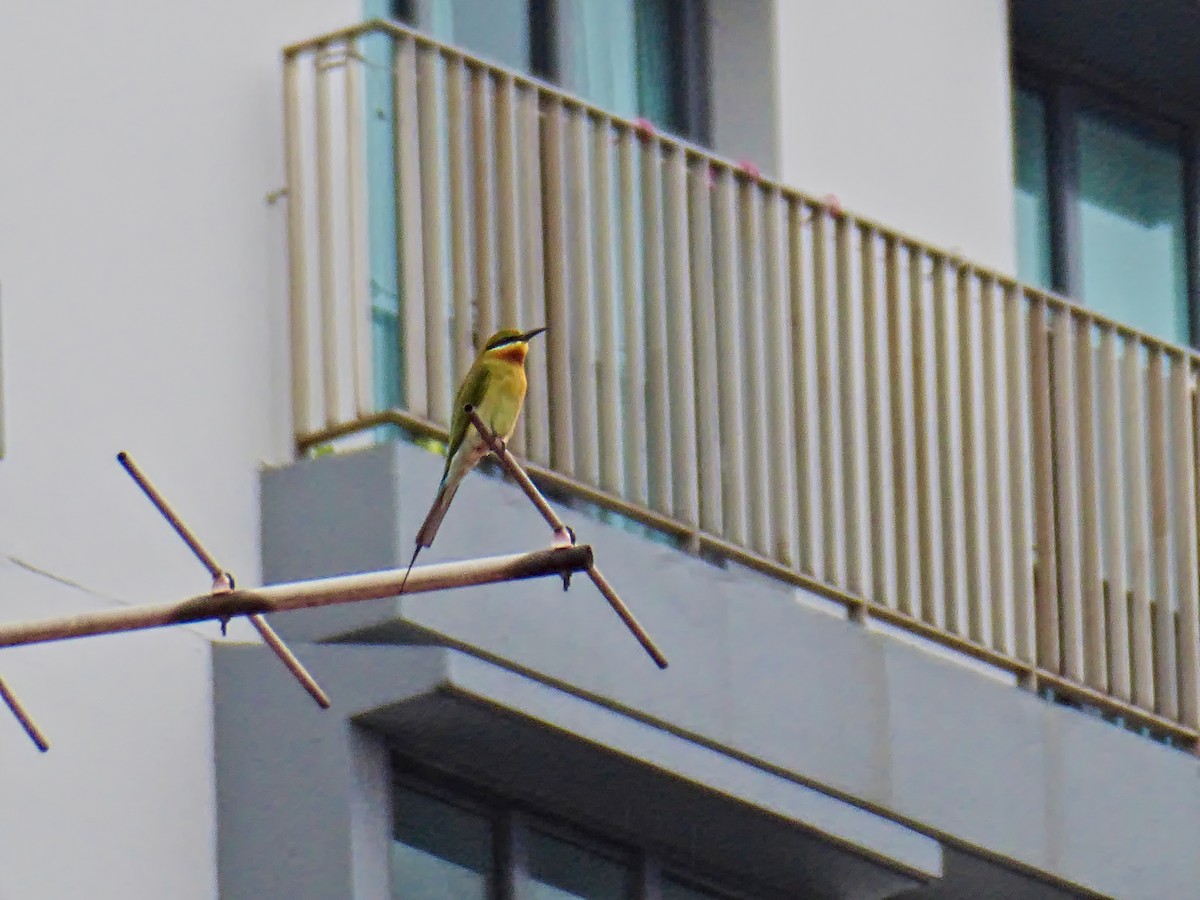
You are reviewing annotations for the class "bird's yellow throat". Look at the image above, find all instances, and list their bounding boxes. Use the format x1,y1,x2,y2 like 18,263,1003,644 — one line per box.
489,342,529,365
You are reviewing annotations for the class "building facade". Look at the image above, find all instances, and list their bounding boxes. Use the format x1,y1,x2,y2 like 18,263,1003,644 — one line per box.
2,1,1199,897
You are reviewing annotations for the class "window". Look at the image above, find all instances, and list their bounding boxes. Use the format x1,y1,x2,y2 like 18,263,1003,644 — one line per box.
391,768,761,899
392,785,493,898
392,0,709,142
1012,73,1197,347
524,828,634,899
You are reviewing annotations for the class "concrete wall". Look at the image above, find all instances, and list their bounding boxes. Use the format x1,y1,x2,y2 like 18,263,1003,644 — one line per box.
0,0,357,895
771,0,1018,272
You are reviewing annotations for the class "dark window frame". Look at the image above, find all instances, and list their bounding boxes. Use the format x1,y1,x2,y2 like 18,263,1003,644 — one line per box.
1014,53,1200,347
391,755,783,900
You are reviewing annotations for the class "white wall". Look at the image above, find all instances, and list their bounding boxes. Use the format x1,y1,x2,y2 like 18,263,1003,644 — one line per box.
771,0,1017,272
708,0,780,175
0,0,358,894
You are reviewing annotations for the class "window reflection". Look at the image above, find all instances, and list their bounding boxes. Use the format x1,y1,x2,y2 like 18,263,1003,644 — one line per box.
521,828,633,899
1012,87,1053,290
392,785,492,899
1077,109,1188,345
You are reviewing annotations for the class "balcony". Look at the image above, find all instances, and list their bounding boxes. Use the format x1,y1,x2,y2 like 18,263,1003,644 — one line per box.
280,21,1200,745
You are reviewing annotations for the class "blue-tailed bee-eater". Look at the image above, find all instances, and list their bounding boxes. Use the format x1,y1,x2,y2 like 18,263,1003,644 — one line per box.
399,326,547,592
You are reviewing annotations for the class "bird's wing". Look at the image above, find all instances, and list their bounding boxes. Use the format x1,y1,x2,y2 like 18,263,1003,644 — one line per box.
443,359,492,481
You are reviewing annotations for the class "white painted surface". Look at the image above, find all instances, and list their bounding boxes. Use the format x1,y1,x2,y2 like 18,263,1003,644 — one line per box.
772,0,1017,272
0,0,357,895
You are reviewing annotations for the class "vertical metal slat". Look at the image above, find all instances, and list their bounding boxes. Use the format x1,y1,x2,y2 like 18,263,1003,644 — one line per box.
1005,284,1036,666
861,225,892,605
836,216,867,595
517,88,549,464
764,191,798,567
663,152,699,527
417,47,450,422
445,59,473,391
1074,316,1106,690
1028,294,1060,672
591,119,622,495
641,137,671,515
712,170,748,545
283,54,312,435
344,40,373,418
617,130,648,505
1124,339,1155,709
568,109,600,488
314,50,340,426
393,37,427,417
1051,310,1084,682
886,237,916,616
1099,329,1131,700
1147,349,1177,718
740,180,772,556
689,166,723,535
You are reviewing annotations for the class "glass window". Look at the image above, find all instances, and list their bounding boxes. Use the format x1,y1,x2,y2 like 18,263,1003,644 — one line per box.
521,828,634,899
392,785,493,899
556,0,700,137
1012,87,1053,290
1076,109,1188,345
425,0,532,71
634,0,683,132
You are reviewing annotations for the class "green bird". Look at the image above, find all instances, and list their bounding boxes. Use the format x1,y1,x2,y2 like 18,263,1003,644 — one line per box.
399,326,547,592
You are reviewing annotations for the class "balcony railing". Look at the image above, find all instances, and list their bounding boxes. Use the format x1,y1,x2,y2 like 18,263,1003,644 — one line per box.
281,21,1200,743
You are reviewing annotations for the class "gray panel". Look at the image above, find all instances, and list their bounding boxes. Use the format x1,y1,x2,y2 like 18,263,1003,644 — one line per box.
1049,711,1200,899
883,640,1050,866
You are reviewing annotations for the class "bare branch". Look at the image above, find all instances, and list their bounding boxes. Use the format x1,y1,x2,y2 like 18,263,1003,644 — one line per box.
0,546,593,650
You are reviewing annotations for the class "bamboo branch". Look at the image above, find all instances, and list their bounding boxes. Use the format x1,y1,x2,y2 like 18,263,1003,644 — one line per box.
117,451,331,708
0,546,593,650
465,407,669,669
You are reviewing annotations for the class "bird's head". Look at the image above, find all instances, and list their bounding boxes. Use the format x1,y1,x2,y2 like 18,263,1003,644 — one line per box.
481,326,546,364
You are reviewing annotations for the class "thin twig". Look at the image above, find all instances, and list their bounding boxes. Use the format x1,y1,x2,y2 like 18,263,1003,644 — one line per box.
0,676,49,752
116,452,332,708
117,452,225,580
585,565,669,669
465,409,574,547
465,408,669,669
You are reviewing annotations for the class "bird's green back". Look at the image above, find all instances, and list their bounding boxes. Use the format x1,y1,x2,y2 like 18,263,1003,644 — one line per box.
443,357,492,481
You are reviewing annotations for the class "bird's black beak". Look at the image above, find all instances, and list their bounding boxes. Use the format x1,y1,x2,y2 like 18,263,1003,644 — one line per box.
522,326,547,341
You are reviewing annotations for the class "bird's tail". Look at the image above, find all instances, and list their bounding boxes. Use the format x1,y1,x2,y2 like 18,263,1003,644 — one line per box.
398,477,460,597
415,476,461,550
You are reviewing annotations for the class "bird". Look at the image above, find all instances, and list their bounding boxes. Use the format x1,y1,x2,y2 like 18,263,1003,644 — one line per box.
398,326,547,594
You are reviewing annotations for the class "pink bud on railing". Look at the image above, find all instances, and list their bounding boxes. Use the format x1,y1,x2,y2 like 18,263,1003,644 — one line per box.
737,159,761,180
633,117,656,142
822,193,842,215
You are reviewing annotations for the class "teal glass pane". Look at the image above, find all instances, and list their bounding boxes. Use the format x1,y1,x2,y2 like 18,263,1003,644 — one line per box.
428,0,531,71
1012,87,1053,290
520,829,632,899
556,0,639,116
634,0,680,133
1077,109,1188,345
391,786,492,899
